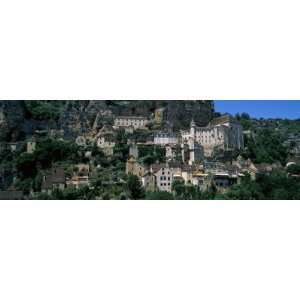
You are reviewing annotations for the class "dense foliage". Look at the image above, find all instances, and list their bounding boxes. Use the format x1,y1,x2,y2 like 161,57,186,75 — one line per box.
138,145,166,165
242,129,288,165
224,172,300,200
24,101,66,120
126,174,145,199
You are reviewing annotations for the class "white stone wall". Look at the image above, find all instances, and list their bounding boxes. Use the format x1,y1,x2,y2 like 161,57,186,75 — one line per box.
182,120,243,157
155,167,173,192
154,134,178,145
114,117,148,129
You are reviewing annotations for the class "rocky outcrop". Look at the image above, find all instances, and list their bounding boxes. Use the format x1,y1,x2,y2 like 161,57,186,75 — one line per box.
163,100,214,130
0,100,214,142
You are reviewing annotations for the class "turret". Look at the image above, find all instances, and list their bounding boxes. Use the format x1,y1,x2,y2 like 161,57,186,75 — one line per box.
190,119,196,137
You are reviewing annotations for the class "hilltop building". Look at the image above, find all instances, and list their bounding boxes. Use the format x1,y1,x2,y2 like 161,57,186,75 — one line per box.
181,115,244,157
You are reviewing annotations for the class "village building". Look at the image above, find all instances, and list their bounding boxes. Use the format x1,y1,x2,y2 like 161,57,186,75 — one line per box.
67,164,91,188
181,138,204,165
165,144,180,161
96,125,116,156
41,167,66,194
114,116,149,129
232,156,258,179
151,164,174,193
154,132,178,145
181,115,244,157
126,157,147,177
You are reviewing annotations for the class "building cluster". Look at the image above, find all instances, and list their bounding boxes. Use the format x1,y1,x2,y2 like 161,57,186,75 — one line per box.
2,107,290,199
126,154,282,194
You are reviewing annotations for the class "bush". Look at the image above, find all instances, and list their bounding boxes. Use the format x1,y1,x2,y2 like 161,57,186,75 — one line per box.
146,191,174,200
126,174,145,199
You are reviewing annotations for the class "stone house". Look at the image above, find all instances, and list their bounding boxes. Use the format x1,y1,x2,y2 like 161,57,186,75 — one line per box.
67,164,91,188
41,167,66,194
96,125,116,156
126,157,147,177
151,164,174,193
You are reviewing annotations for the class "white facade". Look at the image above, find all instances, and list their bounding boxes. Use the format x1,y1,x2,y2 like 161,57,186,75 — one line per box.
114,116,148,129
153,166,174,192
181,117,244,157
154,132,178,145
97,136,115,148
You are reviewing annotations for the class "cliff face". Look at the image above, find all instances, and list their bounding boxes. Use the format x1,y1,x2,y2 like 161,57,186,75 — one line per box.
0,100,214,141
163,100,214,130
0,101,26,141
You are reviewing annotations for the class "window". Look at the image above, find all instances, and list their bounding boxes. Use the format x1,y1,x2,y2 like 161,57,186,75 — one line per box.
160,176,163,180
168,183,170,186
168,177,170,181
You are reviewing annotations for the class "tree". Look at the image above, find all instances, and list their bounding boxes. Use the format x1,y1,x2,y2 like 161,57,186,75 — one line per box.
242,129,288,165
172,180,186,199
16,153,37,178
126,174,145,199
287,164,300,175
241,112,250,120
